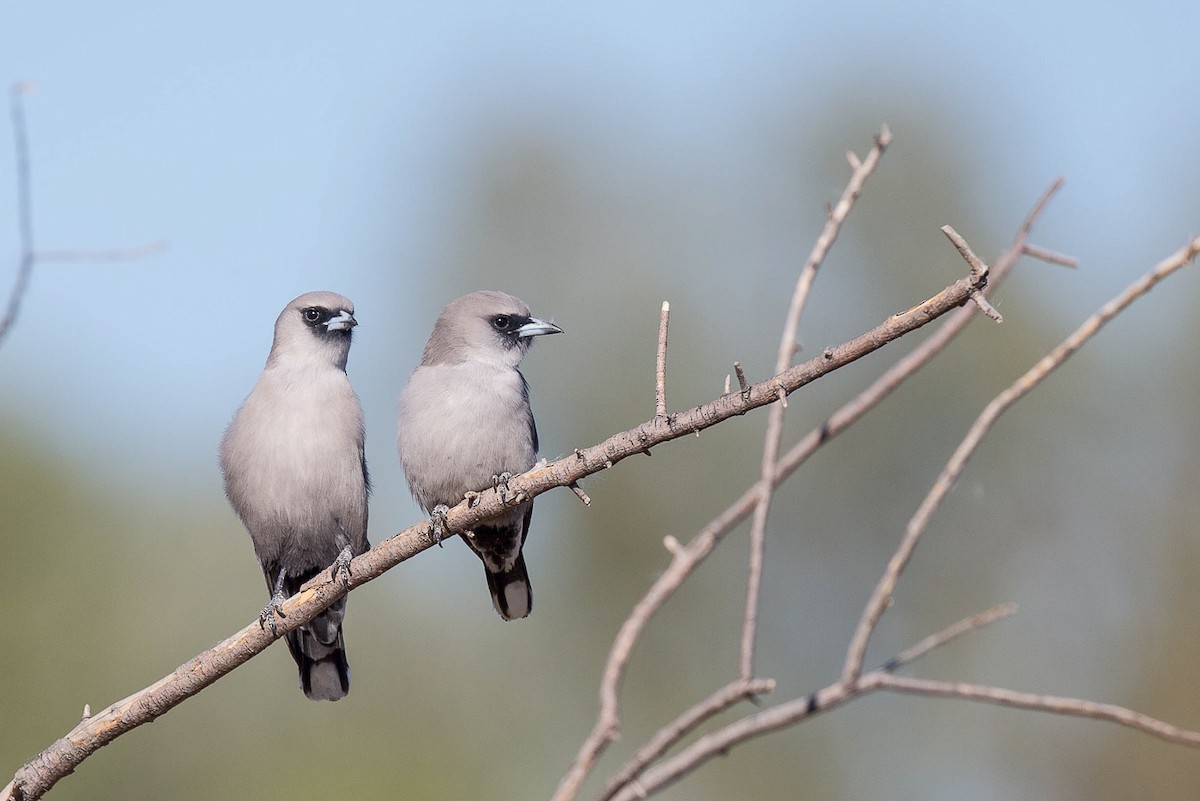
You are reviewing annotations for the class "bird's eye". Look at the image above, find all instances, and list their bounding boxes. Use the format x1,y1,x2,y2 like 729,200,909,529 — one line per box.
492,315,512,331
303,308,323,323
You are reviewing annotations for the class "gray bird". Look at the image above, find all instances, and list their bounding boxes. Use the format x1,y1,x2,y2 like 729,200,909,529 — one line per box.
397,290,561,620
220,291,370,701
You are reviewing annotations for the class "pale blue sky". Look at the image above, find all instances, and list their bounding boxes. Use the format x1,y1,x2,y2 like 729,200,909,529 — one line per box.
2,0,1197,515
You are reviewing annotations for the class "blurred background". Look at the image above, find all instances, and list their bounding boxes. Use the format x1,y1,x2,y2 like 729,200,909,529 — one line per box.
2,2,1199,799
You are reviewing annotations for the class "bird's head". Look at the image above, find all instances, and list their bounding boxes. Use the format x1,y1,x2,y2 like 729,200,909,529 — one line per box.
422,290,562,368
267,291,358,371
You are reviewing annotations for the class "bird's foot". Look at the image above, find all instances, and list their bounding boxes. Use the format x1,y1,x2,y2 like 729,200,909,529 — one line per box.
429,504,450,546
259,591,286,637
330,544,354,589
492,472,513,502
464,490,481,509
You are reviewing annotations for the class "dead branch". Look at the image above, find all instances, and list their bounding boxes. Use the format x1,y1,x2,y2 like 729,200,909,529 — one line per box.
604,607,1018,801
560,154,1060,801
842,233,1200,685
599,235,1200,801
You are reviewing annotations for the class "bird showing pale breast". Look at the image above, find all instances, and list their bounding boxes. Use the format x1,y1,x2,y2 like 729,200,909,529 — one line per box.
220,291,370,701
397,290,561,620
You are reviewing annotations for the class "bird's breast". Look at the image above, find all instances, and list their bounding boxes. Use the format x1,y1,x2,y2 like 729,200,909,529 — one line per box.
226,369,367,531
397,363,536,508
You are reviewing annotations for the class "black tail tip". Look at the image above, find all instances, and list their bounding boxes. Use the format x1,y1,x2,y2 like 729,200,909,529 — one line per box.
301,655,351,701
490,577,532,620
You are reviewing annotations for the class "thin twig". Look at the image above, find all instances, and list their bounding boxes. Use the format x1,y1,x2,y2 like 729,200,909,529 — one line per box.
569,482,592,507
0,82,36,346
875,675,1200,747
740,125,892,682
655,301,670,418
842,235,1200,685
881,603,1018,673
1022,243,1078,268
733,361,748,394
940,224,990,278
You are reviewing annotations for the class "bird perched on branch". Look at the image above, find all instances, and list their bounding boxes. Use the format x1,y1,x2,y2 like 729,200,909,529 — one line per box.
220,291,370,701
397,290,561,620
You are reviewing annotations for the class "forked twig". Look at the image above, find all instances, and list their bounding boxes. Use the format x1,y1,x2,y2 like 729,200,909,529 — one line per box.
605,606,1021,801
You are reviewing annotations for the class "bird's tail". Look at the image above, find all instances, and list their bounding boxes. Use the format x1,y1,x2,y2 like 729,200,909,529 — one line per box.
284,597,351,701
485,552,533,621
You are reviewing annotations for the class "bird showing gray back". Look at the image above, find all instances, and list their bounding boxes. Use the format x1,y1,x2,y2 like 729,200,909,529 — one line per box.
220,291,370,701
397,290,561,620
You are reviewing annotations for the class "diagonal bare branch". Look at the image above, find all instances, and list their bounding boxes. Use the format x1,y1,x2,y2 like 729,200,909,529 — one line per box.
841,234,1200,686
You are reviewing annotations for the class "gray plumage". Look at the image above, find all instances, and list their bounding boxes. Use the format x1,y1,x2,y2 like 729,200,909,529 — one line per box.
220,291,370,701
397,290,561,620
